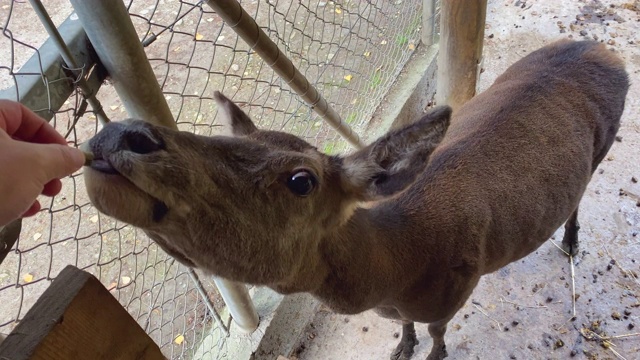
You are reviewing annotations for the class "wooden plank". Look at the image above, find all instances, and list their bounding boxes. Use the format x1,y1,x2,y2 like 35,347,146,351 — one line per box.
0,265,165,360
435,0,488,111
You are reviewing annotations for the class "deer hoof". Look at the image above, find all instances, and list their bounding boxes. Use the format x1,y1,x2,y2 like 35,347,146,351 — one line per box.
426,344,448,360
390,336,419,360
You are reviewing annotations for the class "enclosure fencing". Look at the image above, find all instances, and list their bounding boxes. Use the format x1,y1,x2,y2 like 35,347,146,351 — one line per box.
0,0,439,358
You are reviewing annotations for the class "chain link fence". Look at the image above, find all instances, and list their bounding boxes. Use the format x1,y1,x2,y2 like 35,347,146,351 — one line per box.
0,0,439,358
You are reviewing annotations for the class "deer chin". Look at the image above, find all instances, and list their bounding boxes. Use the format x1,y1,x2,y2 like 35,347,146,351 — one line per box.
83,166,168,229
145,230,197,268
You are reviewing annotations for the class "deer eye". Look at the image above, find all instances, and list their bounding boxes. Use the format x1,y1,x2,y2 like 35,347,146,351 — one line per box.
287,170,317,197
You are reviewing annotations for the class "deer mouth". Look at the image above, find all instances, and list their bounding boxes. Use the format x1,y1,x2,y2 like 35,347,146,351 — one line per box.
89,157,120,175
81,140,121,175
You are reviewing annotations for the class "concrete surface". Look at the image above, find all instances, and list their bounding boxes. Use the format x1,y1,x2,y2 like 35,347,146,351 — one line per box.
283,1,640,359
365,43,439,141
193,286,283,360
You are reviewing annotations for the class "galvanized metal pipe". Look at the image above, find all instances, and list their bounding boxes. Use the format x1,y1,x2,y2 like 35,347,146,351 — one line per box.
68,0,174,128
28,0,110,125
204,0,365,149
422,0,438,46
213,277,259,333
69,0,260,334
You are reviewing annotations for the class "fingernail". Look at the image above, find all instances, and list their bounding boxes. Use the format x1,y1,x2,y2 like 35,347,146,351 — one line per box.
68,147,85,168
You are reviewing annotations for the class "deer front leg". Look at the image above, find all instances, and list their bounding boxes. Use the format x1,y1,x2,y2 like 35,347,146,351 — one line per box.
390,321,419,360
426,318,449,360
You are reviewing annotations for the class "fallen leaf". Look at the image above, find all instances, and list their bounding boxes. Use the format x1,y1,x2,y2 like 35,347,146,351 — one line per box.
344,74,353,82
381,40,387,45
350,98,358,105
109,105,119,111
90,215,99,223
173,46,181,52
408,43,416,50
335,7,342,14
23,273,34,283
121,276,131,285
195,33,204,40
107,282,117,291
33,233,42,241
363,51,371,57
206,18,214,22
174,334,185,345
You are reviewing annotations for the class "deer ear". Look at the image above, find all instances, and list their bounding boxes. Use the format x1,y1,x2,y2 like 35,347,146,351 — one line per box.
214,91,258,136
340,106,452,200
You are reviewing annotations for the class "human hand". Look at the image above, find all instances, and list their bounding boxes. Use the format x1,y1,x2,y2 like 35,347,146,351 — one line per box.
0,100,84,226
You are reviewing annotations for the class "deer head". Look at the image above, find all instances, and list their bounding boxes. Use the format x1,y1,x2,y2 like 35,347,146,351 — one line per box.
83,92,451,286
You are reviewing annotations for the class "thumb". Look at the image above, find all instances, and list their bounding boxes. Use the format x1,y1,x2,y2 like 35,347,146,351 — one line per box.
31,143,85,180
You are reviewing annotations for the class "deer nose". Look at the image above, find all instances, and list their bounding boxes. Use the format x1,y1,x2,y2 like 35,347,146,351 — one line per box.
88,120,165,159
121,125,164,154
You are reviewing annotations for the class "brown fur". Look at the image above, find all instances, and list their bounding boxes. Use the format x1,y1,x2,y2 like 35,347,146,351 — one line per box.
83,40,629,360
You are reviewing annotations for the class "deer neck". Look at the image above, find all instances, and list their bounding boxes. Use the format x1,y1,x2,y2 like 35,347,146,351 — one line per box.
306,204,410,313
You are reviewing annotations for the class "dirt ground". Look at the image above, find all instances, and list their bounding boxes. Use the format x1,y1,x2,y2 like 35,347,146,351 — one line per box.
293,1,640,359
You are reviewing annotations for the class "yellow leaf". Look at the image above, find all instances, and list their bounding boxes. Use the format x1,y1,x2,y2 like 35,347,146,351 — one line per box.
23,273,34,283
408,43,416,50
195,33,204,41
363,51,371,57
90,215,99,223
343,74,353,82
380,40,387,45
109,105,119,111
174,334,185,345
33,233,42,241
335,7,342,14
121,276,131,285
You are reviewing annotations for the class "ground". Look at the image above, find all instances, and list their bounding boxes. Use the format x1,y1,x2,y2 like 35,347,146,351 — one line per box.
292,1,640,359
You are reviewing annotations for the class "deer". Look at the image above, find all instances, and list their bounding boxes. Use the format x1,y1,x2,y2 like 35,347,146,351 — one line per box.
82,39,629,360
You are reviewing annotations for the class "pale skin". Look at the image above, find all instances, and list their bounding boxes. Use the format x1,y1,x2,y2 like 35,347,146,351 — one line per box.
0,100,85,227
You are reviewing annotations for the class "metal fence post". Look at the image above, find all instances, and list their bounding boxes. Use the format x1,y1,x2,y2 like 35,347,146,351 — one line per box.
422,0,438,47
68,0,173,128
435,0,487,111
68,0,260,334
213,277,259,333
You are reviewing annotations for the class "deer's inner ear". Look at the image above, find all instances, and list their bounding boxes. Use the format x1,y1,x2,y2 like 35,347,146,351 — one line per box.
214,91,258,136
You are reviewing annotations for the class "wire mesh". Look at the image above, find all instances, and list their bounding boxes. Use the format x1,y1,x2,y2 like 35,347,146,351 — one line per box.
0,0,439,358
